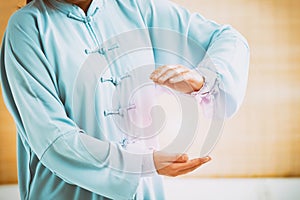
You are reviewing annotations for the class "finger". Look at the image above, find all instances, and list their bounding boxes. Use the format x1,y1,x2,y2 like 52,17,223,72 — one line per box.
156,67,189,84
170,156,211,171
150,65,170,80
168,72,204,92
155,153,189,171
150,65,177,81
169,72,191,83
155,152,189,163
169,70,204,83
174,154,189,163
176,162,206,176
163,153,189,163
179,157,211,172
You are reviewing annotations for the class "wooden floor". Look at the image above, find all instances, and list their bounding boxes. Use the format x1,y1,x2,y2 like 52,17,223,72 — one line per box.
1,178,300,200
164,178,300,200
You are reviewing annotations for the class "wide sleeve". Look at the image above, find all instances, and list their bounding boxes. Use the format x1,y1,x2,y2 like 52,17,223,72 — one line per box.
137,0,250,117
0,11,148,200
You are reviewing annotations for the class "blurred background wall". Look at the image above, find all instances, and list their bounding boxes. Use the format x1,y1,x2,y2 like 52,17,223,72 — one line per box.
0,0,299,184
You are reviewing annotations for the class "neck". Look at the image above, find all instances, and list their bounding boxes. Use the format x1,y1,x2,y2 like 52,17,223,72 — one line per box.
76,0,93,13
62,0,93,14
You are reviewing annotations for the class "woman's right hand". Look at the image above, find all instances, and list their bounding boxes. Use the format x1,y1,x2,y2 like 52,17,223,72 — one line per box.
153,151,211,177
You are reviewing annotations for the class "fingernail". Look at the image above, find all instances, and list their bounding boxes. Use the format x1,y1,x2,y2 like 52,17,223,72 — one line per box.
158,79,165,84
181,154,188,161
151,75,158,80
176,154,188,162
203,157,211,162
169,78,175,83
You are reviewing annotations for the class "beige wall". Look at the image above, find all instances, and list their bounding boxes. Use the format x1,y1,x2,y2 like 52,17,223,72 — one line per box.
0,0,25,184
173,0,300,178
0,0,299,184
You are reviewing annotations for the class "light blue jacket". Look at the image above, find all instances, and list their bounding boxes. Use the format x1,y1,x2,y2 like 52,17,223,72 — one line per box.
0,0,249,199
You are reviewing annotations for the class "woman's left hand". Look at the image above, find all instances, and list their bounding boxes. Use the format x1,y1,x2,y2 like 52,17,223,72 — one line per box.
150,65,204,94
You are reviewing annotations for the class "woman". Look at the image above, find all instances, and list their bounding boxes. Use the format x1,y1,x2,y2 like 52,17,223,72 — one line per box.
0,0,249,199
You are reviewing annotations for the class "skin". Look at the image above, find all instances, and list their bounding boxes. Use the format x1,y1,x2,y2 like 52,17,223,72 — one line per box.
63,0,92,13
150,65,204,94
153,152,211,177
62,0,210,176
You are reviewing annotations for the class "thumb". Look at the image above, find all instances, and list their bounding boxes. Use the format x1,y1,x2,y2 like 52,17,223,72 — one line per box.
156,152,189,163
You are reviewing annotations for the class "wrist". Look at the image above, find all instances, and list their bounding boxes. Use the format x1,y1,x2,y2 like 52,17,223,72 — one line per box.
191,75,205,93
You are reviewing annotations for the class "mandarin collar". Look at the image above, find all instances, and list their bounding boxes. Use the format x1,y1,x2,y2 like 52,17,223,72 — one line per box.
47,0,105,17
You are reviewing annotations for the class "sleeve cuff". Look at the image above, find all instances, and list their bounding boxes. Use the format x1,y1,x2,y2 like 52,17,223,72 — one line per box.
141,149,158,177
125,140,158,177
190,66,219,101
189,61,221,118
